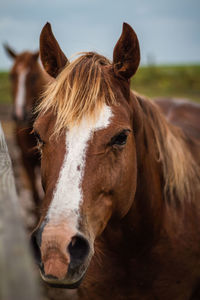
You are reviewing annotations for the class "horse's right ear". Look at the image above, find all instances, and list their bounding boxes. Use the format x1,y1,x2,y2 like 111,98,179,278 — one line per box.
40,22,69,78
3,44,17,59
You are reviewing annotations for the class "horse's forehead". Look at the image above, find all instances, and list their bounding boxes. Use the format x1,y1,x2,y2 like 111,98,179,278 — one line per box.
66,105,113,146
13,53,35,73
36,101,130,142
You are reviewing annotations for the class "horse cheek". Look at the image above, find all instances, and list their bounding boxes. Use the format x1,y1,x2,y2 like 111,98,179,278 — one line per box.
88,197,113,237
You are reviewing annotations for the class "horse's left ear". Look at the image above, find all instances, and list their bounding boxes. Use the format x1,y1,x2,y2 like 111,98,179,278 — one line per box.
32,51,39,61
113,23,140,80
40,22,69,78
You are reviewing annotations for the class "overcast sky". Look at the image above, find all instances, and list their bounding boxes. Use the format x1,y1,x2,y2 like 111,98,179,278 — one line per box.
0,0,200,70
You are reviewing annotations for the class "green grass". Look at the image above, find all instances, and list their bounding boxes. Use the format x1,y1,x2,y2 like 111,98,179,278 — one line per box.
0,65,200,104
131,64,200,102
0,72,12,104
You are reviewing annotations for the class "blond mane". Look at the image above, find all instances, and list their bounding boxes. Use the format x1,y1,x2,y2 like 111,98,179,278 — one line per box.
37,52,116,135
135,92,200,203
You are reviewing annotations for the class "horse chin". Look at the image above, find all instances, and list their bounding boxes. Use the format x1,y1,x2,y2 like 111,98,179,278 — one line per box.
42,275,84,289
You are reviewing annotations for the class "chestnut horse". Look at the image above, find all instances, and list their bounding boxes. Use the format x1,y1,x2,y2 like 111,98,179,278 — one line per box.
31,23,200,300
4,45,49,208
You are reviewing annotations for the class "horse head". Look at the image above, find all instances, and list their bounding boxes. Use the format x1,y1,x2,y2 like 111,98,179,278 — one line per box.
4,44,42,124
31,22,140,288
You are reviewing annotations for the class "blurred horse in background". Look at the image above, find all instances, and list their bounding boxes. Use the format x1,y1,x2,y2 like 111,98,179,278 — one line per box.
4,45,49,214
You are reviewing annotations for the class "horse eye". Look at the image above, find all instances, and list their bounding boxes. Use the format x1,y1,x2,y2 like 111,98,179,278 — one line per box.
110,130,130,147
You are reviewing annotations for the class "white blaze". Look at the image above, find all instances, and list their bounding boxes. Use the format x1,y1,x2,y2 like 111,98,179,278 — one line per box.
47,105,112,225
15,68,29,119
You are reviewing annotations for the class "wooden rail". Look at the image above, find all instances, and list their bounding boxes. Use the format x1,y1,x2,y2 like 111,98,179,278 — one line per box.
0,123,40,300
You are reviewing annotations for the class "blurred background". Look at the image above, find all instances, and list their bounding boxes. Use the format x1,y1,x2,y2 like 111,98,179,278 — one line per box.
1,0,200,102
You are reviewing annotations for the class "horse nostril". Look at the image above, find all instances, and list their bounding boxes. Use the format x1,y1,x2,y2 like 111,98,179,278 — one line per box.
68,235,90,267
30,231,42,267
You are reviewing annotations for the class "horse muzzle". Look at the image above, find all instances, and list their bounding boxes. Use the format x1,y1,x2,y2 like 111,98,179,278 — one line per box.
31,222,93,288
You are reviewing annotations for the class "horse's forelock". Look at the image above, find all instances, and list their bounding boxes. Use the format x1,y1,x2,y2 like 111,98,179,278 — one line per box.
36,52,117,137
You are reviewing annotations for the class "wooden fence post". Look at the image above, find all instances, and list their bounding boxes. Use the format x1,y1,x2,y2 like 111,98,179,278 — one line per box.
0,123,40,300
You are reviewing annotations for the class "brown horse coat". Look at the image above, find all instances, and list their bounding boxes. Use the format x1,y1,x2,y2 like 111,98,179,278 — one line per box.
31,23,200,300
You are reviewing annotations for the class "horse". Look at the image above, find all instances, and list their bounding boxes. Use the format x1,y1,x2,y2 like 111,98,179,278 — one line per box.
31,22,200,300
4,45,49,211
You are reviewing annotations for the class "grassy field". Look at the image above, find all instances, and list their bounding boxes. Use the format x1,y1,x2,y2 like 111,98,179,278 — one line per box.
0,64,200,104
0,72,12,104
131,64,200,102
